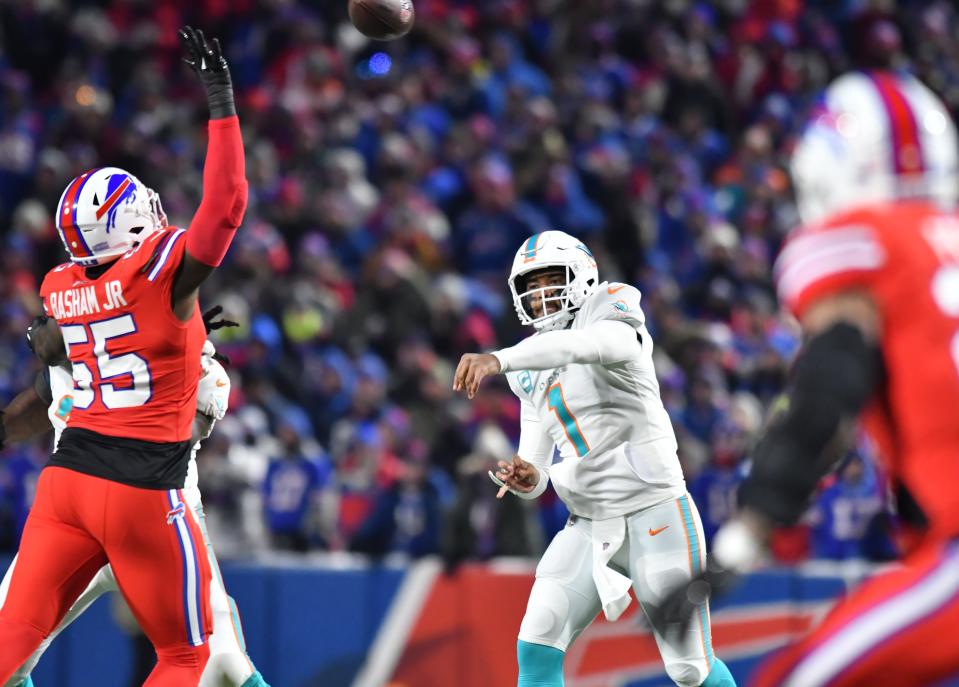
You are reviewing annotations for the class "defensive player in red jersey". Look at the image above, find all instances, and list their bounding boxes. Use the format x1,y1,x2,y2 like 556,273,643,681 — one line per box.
654,70,959,686
0,27,247,686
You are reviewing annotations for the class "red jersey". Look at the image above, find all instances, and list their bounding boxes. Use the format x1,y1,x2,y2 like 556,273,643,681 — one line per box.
775,201,959,537
40,227,206,444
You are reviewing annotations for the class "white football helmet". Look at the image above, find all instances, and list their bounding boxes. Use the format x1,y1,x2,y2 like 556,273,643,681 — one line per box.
791,71,959,224
508,230,599,331
55,167,167,266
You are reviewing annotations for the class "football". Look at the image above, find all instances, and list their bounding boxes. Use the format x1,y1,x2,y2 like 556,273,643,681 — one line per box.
348,0,415,41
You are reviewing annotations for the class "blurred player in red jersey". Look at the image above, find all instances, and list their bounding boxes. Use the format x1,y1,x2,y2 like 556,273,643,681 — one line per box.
654,70,959,686
0,27,247,686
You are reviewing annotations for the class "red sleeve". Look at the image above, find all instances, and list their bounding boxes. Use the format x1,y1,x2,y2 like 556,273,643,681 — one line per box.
185,115,248,267
774,223,886,319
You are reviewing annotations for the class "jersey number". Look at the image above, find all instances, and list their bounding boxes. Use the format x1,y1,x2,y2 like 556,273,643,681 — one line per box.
931,266,959,378
60,314,152,410
547,383,590,457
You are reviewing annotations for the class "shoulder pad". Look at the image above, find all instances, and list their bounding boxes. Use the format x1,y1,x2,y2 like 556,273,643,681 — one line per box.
579,282,645,329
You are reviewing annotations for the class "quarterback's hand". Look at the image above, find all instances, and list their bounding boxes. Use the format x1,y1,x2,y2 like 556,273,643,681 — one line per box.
179,26,235,119
453,353,502,399
489,455,539,498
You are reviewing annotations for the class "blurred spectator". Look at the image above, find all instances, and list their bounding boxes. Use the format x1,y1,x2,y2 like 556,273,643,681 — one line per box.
350,455,444,558
809,453,888,561
262,419,330,552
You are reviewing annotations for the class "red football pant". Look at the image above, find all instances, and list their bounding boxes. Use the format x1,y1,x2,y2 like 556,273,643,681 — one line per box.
751,539,959,687
0,467,213,685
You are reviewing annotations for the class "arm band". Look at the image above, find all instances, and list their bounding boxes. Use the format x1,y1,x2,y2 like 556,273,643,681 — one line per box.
185,116,248,267
739,322,882,524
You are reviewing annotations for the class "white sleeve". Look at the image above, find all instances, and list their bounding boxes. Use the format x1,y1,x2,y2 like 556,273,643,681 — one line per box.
513,397,555,500
492,320,638,373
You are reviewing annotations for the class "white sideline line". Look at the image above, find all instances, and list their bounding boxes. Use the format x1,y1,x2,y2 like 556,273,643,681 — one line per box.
352,558,442,687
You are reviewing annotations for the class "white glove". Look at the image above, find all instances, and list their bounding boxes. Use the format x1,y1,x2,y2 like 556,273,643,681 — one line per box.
196,351,230,421
712,517,767,574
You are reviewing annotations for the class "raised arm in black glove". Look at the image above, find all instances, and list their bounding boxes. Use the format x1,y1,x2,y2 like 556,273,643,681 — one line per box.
202,305,240,366
202,305,239,334
179,26,235,119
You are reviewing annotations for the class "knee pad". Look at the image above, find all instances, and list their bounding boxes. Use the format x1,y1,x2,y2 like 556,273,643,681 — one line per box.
517,640,564,687
665,660,706,687
519,579,570,647
664,659,711,687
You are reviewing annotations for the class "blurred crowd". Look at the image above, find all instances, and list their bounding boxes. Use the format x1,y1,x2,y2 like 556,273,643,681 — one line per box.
0,0,951,564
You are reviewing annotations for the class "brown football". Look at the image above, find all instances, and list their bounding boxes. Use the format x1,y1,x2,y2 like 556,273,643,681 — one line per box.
348,0,415,41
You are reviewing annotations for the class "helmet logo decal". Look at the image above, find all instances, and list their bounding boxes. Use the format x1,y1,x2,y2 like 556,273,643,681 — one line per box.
522,232,542,263
96,175,137,233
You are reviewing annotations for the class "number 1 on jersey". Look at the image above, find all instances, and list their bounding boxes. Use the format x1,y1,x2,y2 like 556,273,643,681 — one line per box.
547,383,590,457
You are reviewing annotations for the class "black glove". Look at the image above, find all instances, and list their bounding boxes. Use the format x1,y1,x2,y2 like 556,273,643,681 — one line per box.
179,26,236,119
202,305,239,334
202,305,239,366
647,559,740,644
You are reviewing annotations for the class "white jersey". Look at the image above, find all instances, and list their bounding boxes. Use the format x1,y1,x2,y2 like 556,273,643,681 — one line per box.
45,343,230,493
500,282,685,519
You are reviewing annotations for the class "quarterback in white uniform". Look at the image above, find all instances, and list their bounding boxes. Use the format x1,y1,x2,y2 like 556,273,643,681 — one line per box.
454,231,736,687
0,314,268,687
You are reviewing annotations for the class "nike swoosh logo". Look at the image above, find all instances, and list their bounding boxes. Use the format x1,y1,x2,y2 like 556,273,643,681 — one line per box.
607,284,625,294
215,379,228,388
648,525,669,536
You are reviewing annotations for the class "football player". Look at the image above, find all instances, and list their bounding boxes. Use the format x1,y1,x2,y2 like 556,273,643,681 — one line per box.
453,231,736,687
657,71,959,687
0,27,246,685
0,310,268,687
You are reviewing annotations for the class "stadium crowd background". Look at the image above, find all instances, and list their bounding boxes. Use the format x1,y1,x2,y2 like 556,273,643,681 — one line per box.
0,0,948,564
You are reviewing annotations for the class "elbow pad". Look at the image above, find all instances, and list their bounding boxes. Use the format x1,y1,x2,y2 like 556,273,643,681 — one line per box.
739,322,882,524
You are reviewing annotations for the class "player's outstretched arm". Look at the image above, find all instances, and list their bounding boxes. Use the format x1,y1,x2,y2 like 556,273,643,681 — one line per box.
453,320,637,398
172,26,248,320
1,377,53,447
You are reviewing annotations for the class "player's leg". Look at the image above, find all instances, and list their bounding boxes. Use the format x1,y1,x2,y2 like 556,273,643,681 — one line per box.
186,496,268,687
517,517,603,686
104,485,213,687
4,564,118,687
626,494,736,687
0,468,108,684
752,539,959,687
